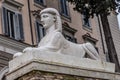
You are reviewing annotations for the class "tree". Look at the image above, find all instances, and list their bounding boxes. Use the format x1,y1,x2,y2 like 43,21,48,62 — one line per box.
67,0,120,72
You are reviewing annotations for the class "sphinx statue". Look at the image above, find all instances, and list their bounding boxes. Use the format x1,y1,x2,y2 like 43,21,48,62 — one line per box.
14,8,101,60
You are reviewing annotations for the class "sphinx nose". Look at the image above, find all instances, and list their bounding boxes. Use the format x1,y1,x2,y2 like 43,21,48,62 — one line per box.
40,20,44,25
41,18,43,21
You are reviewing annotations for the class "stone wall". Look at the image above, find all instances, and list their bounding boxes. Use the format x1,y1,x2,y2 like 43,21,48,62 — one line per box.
0,51,12,70
17,71,101,80
108,13,120,64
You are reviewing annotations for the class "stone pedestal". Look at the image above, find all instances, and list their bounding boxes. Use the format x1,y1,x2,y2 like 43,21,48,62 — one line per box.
6,51,120,80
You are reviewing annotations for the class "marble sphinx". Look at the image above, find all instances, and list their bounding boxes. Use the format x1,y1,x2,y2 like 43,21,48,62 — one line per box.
14,8,101,60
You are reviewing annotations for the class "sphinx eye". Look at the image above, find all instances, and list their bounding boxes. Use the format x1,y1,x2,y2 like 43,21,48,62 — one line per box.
43,15,48,18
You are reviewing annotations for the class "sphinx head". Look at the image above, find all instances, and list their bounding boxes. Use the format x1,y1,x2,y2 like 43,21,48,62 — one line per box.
40,8,62,32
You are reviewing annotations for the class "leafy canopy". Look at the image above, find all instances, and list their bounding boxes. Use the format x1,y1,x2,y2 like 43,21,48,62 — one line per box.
67,0,120,17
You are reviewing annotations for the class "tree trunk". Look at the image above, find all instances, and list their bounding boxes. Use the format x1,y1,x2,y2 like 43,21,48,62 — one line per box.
100,13,120,72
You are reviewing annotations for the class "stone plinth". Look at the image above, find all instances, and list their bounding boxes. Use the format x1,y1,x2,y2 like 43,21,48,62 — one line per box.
6,51,119,80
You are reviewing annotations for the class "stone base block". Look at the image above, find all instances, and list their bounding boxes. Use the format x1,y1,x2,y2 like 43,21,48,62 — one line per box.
6,51,118,80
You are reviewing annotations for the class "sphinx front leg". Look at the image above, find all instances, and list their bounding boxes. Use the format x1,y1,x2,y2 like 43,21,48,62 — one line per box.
13,47,38,58
13,47,33,58
23,47,33,53
23,47,45,53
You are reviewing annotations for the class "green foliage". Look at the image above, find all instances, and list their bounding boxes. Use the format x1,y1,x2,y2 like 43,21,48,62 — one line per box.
67,0,120,17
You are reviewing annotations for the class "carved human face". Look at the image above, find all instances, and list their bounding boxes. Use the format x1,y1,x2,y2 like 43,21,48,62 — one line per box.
41,13,55,29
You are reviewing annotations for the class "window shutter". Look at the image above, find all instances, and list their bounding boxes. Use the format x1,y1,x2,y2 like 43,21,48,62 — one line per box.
60,0,69,16
2,7,9,35
14,13,20,40
14,13,24,40
18,13,24,40
35,21,45,43
34,0,44,4
36,22,40,42
60,0,64,14
64,0,68,15
40,0,44,3
39,24,44,39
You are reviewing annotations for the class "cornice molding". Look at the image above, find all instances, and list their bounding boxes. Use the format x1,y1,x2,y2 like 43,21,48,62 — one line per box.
3,0,24,8
63,22,77,35
0,35,31,51
82,33,98,43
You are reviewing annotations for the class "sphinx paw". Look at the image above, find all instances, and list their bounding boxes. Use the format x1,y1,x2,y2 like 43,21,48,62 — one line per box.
13,52,23,58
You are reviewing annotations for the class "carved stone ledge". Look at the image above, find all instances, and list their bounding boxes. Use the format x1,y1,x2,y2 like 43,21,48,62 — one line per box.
0,35,30,51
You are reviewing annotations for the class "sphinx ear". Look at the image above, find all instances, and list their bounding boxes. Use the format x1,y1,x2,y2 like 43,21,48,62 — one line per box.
53,16,57,22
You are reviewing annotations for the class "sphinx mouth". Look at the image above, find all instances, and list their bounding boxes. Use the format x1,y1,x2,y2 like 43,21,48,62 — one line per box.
40,21,45,26
42,22,45,25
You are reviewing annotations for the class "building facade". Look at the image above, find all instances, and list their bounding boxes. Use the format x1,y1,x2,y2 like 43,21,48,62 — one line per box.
0,0,119,73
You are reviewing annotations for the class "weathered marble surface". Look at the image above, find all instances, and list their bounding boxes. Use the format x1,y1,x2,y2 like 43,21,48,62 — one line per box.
6,51,117,80
10,51,115,73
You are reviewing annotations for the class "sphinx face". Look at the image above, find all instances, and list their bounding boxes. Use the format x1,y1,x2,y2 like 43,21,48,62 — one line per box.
41,13,55,29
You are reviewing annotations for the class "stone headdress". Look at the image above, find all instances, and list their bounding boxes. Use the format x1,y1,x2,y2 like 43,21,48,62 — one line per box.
40,8,62,32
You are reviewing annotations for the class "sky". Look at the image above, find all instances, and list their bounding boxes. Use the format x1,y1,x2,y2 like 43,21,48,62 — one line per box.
117,14,120,29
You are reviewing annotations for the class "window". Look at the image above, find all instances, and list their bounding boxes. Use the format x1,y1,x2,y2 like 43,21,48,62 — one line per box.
2,7,24,41
82,33,98,52
63,34,77,43
82,33,99,59
62,22,77,43
35,21,45,43
116,0,120,2
60,0,69,16
34,0,45,5
82,14,91,28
